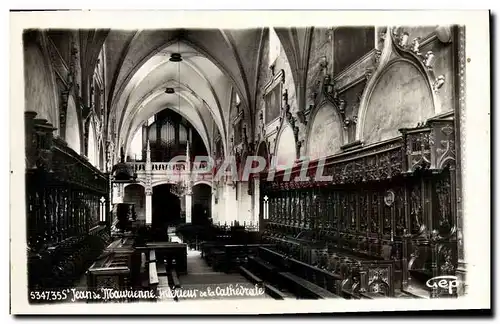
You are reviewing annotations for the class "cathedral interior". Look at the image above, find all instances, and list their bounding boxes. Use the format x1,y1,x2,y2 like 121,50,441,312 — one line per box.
23,25,466,302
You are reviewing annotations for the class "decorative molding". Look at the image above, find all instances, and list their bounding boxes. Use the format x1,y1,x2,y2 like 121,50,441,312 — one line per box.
391,28,446,94
46,37,70,88
334,48,377,85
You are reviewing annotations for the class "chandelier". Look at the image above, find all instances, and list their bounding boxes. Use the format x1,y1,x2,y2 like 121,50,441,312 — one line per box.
168,38,190,196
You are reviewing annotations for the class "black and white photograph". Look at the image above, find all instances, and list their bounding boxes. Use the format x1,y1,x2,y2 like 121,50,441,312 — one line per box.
9,10,491,315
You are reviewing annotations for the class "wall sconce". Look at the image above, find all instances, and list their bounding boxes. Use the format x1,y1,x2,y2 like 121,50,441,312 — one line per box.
425,51,435,68
399,32,409,47
434,75,445,90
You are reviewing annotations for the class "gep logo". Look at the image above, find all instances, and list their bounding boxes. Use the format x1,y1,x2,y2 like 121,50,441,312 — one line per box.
426,275,459,295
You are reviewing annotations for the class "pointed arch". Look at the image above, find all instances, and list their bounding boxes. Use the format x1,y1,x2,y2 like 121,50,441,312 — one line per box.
273,123,296,170
305,102,344,160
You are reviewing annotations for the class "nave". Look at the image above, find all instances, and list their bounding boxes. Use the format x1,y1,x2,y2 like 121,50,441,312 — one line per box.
23,25,465,304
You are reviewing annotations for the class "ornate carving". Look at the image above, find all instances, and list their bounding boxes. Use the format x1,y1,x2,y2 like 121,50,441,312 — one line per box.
409,183,423,235
391,27,446,93
439,246,455,275
435,173,452,235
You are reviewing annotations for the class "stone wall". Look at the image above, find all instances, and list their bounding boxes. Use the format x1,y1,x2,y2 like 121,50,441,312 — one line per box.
306,103,343,160
254,28,298,159
359,26,455,144
362,60,435,144
23,38,59,128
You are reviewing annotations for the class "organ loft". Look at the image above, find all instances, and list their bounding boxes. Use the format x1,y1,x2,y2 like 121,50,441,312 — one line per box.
23,25,466,301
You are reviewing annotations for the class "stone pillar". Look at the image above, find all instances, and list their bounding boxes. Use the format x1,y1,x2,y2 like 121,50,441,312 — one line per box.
238,181,251,225
145,189,152,225
185,192,192,224
211,189,217,224
224,183,238,225
253,178,260,227
145,139,153,226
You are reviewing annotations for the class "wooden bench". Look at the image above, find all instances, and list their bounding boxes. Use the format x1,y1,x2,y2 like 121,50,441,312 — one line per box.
264,283,291,300
258,247,286,268
157,261,167,276
137,242,188,275
170,269,181,288
278,271,341,299
247,255,280,283
287,256,342,293
148,261,159,301
239,266,263,285
149,250,156,263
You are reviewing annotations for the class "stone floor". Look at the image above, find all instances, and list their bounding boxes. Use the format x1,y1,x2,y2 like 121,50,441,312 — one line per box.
171,249,271,301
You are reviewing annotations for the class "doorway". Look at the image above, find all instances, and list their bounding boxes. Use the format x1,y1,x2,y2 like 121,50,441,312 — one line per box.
191,183,212,226
152,184,181,230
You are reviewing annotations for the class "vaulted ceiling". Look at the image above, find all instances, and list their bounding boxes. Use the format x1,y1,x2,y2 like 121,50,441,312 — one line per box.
91,28,312,159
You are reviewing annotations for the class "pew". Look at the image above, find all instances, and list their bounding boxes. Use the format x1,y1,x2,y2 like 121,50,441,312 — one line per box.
264,283,290,300
214,244,275,273
149,261,159,288
136,242,188,275
243,246,342,299
149,250,156,263
278,272,341,299
239,265,264,285
170,269,181,288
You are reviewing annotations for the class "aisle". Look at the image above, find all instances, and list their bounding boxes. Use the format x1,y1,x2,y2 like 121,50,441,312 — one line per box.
174,250,271,301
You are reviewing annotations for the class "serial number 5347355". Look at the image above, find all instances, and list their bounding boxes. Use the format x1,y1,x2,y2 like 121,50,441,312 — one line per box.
29,290,69,301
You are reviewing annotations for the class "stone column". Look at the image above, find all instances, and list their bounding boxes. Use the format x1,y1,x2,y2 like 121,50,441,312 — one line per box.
145,139,153,226
253,178,260,227
185,191,192,224
211,189,217,224
224,183,238,225
145,188,152,225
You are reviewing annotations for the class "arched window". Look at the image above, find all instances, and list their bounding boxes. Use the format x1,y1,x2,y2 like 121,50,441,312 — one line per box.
269,27,281,66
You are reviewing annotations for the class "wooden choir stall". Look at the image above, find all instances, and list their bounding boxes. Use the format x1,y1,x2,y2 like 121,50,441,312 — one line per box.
256,112,459,299
25,111,111,300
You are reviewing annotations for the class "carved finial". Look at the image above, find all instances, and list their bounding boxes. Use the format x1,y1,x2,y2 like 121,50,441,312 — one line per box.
433,75,445,91
411,37,421,55
424,51,435,69
120,147,125,163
